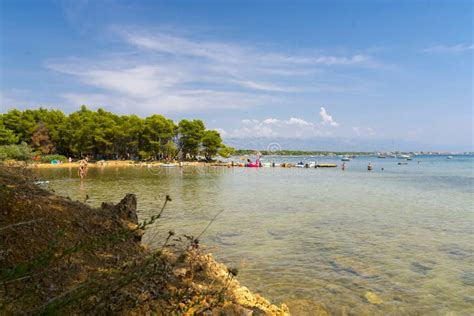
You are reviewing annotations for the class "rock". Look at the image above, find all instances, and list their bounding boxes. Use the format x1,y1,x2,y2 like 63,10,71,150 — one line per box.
101,193,138,224
330,256,380,278
174,267,187,278
461,271,474,286
137,291,150,303
464,295,474,304
365,291,383,305
287,299,329,315
410,261,435,276
193,253,290,315
325,283,343,294
439,244,472,260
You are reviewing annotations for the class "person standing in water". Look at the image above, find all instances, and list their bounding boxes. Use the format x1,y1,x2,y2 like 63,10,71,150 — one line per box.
342,162,346,171
368,163,373,171
78,159,88,179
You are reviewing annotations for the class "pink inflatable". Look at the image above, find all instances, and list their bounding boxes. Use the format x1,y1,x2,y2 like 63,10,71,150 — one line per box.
245,156,261,168
246,161,260,168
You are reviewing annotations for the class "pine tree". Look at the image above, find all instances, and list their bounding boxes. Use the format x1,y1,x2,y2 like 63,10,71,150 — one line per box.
31,123,55,154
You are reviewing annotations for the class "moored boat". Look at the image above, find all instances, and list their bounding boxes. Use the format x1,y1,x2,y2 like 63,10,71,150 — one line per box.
398,154,411,159
316,163,338,168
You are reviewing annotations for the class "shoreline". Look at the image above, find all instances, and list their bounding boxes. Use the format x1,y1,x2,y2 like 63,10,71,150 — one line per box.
22,160,216,169
0,166,295,315
21,160,338,169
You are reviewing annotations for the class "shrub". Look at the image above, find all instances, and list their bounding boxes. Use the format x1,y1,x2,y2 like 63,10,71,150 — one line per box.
0,142,34,162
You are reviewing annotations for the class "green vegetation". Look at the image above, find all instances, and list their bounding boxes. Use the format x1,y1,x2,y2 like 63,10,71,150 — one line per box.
177,119,206,160
0,106,233,161
218,145,236,158
0,142,34,162
201,130,223,161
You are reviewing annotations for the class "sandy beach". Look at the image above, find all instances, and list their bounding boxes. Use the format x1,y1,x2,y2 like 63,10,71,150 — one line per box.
24,160,219,169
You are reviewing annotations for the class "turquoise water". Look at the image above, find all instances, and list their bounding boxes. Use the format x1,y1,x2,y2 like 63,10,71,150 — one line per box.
33,155,474,315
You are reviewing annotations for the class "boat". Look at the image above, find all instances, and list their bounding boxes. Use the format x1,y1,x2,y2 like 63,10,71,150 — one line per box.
341,156,351,161
398,162,408,165
398,154,411,159
316,163,338,168
377,155,386,158
406,157,413,161
447,156,453,159
295,162,305,168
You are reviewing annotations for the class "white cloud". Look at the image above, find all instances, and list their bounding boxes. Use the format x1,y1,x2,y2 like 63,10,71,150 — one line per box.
0,90,58,111
0,92,23,110
287,117,312,126
235,80,292,92
262,118,280,124
421,43,474,53
45,28,378,114
352,126,375,137
242,119,259,124
120,30,373,68
60,90,273,114
214,128,228,137
219,116,321,138
319,107,339,127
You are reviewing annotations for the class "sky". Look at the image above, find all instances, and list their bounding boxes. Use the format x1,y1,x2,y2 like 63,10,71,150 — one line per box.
0,0,472,151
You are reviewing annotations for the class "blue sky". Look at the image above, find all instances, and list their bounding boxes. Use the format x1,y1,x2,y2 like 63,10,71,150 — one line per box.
0,0,472,150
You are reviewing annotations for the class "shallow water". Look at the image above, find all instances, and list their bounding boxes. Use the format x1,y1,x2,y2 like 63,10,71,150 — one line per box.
33,155,474,315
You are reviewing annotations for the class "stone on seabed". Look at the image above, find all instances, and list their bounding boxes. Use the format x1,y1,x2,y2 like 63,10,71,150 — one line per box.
365,291,383,305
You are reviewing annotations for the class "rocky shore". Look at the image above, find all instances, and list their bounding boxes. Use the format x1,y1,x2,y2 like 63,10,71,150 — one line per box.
0,166,290,315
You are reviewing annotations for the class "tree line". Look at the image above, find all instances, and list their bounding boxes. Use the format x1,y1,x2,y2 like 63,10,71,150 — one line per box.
0,106,234,161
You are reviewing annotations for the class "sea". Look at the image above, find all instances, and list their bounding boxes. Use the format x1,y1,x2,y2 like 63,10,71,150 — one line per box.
32,155,474,315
